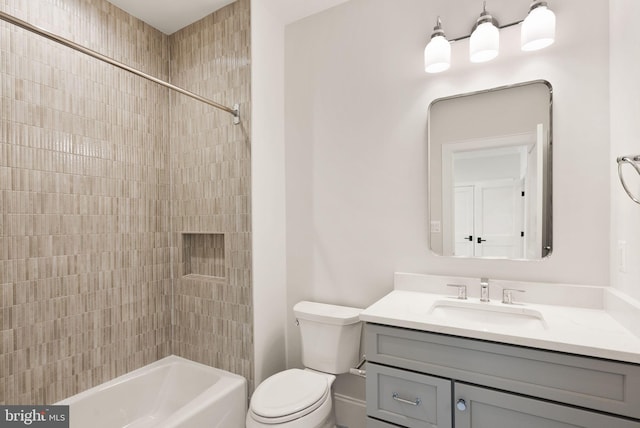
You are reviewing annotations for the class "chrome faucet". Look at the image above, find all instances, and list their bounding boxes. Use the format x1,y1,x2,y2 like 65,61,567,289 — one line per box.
480,278,490,302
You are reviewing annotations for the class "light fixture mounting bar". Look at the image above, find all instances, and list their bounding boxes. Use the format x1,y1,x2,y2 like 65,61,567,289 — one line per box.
449,20,523,43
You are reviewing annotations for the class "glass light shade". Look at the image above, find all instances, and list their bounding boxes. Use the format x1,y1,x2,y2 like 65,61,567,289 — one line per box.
470,21,499,63
521,4,556,51
425,35,451,73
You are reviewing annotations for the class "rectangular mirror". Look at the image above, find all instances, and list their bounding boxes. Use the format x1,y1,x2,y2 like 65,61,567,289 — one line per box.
428,80,552,260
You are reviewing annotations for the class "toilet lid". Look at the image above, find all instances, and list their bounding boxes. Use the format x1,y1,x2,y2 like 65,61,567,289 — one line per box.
250,369,329,421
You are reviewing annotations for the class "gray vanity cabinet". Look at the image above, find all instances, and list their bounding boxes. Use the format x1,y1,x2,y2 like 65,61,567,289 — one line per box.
365,323,640,428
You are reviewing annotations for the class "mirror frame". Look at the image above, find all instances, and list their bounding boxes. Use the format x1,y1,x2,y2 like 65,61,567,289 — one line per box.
427,80,553,260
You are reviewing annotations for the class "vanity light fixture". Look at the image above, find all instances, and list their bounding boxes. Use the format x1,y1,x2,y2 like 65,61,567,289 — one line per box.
424,17,451,73
469,2,500,63
423,1,556,73
521,1,556,51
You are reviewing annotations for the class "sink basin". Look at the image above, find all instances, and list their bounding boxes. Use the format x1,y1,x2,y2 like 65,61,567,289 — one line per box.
427,299,548,331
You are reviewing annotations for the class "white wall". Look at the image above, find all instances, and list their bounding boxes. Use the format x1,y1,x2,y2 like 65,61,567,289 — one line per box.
250,0,350,387
609,0,640,301
251,1,288,386
251,2,640,426
280,2,612,416
251,1,640,426
284,0,611,368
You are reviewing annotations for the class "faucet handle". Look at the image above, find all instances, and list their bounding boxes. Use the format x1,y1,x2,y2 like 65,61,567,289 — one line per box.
502,288,525,304
447,284,467,300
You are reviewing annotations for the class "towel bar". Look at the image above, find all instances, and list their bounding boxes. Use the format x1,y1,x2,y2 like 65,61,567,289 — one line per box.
616,155,640,205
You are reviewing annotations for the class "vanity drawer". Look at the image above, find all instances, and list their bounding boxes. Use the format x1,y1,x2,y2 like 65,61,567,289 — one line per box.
366,362,452,428
365,323,640,420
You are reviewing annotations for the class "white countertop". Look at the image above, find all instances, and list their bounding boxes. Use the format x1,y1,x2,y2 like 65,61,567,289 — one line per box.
359,274,640,364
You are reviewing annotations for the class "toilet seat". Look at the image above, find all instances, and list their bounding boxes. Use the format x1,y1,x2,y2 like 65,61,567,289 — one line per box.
249,369,331,424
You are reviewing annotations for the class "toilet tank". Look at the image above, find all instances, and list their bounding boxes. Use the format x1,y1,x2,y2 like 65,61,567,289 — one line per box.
293,301,363,374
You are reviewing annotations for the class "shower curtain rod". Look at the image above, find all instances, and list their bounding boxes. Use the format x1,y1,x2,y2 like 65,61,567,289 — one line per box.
0,10,241,124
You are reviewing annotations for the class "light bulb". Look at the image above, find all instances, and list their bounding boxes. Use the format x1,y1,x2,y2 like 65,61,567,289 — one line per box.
424,17,451,73
469,3,500,63
470,21,499,63
425,34,451,73
521,2,556,51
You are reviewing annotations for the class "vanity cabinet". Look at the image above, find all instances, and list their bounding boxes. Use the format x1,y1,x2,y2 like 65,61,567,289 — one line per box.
365,323,640,428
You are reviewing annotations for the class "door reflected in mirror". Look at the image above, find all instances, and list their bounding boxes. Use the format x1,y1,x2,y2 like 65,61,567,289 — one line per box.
428,81,552,260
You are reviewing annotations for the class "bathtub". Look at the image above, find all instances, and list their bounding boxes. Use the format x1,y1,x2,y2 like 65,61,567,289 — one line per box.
56,355,247,428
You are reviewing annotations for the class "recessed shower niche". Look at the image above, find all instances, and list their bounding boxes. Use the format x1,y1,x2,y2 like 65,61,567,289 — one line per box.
182,233,226,280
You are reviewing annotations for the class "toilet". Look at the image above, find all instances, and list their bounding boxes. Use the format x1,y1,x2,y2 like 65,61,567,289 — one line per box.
246,301,363,428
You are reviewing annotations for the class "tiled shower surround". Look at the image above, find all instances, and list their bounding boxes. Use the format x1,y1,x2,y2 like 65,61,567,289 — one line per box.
0,0,252,405
170,1,253,389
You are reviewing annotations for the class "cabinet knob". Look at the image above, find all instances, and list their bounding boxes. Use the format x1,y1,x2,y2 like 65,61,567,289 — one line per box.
456,398,467,411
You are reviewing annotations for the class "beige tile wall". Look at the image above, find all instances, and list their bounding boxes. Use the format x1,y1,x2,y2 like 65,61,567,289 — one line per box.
169,0,254,392
0,0,252,404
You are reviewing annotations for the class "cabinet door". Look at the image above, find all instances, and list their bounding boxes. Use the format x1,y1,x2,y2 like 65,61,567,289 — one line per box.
454,383,640,428
367,363,452,428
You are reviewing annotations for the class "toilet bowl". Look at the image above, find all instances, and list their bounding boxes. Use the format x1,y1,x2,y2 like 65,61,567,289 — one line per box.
246,301,362,428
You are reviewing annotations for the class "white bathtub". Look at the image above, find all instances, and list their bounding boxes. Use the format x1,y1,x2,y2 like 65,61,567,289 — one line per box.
57,355,247,428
